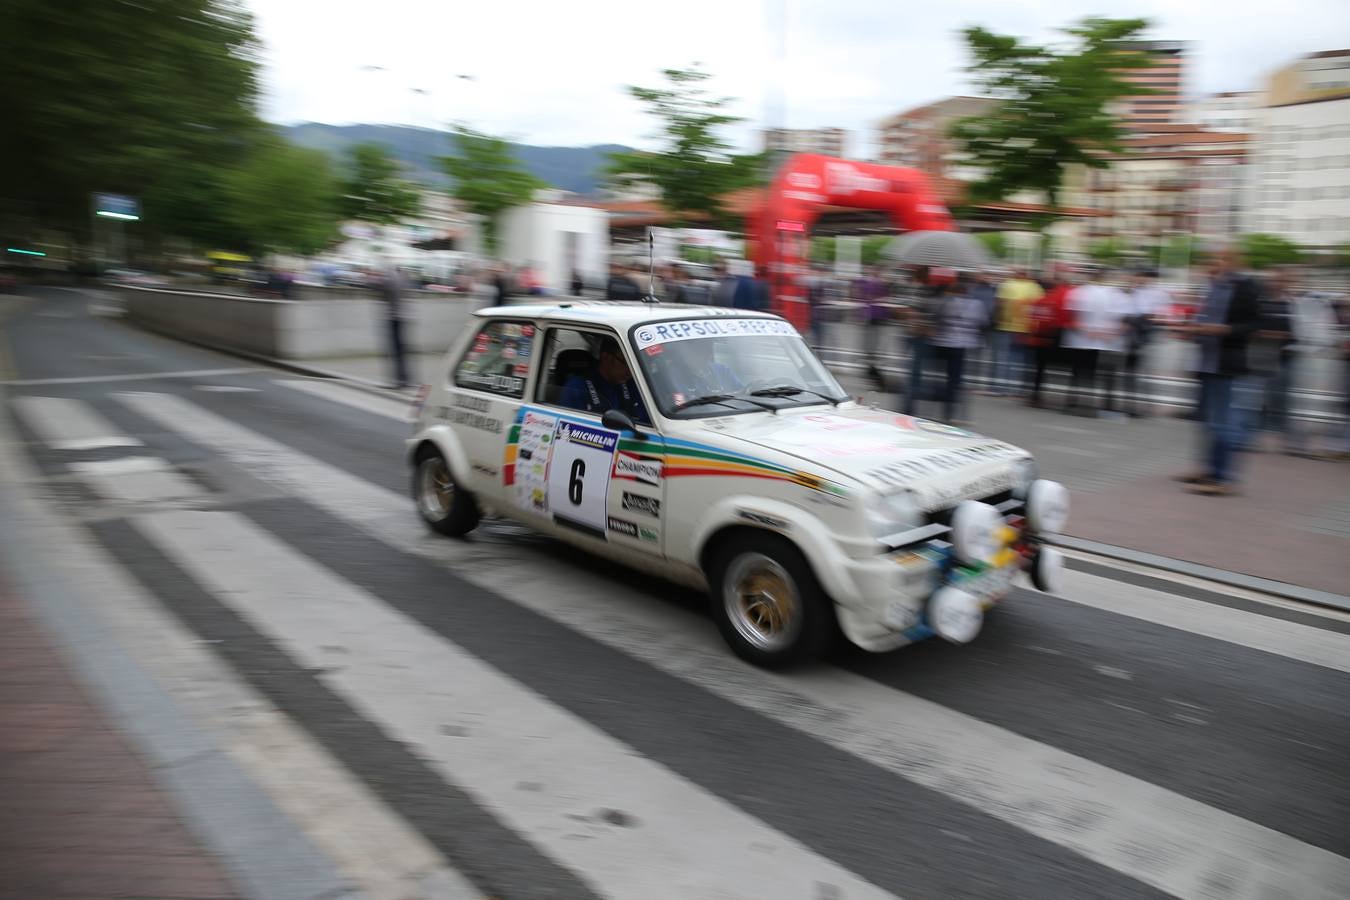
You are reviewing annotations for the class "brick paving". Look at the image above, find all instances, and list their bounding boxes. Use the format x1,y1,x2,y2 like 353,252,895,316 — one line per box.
0,586,239,900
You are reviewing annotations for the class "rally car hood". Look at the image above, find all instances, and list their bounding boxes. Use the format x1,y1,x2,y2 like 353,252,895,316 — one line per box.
694,406,1030,507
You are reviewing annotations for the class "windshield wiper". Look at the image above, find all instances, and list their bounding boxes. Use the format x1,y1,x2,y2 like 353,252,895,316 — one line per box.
672,393,739,412
672,392,780,413
747,384,845,406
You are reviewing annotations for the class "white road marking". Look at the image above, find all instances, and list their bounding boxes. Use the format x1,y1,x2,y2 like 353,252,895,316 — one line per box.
274,379,412,421
135,508,894,900
1053,567,1350,675
0,424,479,900
11,395,143,450
1059,547,1350,624
196,384,261,393
68,456,203,503
1,366,260,386
119,389,1350,900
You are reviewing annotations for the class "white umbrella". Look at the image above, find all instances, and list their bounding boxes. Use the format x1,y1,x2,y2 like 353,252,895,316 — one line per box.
884,230,992,270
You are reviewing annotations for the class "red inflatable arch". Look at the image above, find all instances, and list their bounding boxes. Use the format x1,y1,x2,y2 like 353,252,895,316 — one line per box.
748,154,955,330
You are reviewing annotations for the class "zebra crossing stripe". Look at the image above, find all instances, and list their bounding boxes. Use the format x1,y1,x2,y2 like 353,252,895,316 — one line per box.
133,507,895,900
11,394,143,450
115,389,1350,900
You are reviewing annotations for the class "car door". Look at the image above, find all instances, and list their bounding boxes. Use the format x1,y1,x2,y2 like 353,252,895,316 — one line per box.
504,325,667,560
445,318,539,506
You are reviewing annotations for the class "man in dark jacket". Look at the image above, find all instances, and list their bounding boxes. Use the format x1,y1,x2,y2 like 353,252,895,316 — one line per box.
379,263,411,389
1175,248,1262,495
605,261,642,302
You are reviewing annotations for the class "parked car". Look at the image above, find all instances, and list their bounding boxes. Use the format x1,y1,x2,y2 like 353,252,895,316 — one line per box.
408,302,1068,667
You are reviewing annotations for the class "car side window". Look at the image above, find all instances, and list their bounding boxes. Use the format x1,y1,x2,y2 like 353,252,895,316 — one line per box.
535,328,600,409
536,327,651,425
454,321,535,398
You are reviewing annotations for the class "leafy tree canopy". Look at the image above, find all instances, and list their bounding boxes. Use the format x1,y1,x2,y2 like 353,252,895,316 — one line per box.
1,0,263,240
225,138,338,256
441,127,546,254
340,143,421,225
952,17,1154,218
1240,233,1304,270
607,66,763,228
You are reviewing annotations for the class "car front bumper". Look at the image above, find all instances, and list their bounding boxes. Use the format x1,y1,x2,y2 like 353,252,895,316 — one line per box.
831,519,1053,653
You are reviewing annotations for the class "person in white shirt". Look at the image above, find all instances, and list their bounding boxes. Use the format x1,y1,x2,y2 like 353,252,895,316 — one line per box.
1122,269,1170,417
1063,266,1131,416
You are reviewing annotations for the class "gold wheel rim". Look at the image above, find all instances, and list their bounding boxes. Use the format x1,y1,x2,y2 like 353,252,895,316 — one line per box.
723,553,801,652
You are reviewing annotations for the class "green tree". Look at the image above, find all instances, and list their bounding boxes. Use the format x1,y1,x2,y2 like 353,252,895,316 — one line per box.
1,0,263,242
441,127,545,254
810,236,836,265
340,143,421,225
1087,237,1128,266
951,17,1155,218
975,232,1009,260
681,245,719,265
225,138,339,256
861,235,892,266
1158,233,1199,269
607,66,763,228
1240,233,1304,270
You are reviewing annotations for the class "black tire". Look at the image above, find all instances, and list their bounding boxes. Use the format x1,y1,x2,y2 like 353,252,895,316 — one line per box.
706,531,839,668
412,447,480,537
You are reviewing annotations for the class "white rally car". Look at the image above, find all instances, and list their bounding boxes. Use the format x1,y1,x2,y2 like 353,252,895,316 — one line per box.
409,302,1068,667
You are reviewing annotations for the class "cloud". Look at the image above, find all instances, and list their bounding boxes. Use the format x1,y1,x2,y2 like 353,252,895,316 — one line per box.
247,0,1350,152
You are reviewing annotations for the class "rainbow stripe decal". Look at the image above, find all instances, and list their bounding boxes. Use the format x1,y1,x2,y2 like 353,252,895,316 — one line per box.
502,407,847,498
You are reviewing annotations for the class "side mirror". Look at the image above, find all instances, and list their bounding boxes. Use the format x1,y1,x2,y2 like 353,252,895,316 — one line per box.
601,409,641,436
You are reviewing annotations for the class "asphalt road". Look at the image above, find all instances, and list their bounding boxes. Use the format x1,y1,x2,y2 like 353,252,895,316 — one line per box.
3,286,1348,900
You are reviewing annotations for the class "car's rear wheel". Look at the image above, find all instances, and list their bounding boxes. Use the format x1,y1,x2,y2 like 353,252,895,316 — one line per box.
413,448,480,536
707,532,837,668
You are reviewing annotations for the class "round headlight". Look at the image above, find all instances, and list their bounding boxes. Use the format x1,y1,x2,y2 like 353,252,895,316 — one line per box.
950,500,1002,566
865,489,922,539
1026,479,1070,534
1010,457,1037,500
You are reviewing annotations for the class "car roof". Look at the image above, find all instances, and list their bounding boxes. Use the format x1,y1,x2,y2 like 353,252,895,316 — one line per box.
474,301,783,329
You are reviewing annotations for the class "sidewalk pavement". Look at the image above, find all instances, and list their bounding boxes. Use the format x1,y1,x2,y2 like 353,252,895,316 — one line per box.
0,585,239,900
298,349,1350,597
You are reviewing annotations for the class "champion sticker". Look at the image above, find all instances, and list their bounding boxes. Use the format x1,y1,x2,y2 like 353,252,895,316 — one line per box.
613,452,663,486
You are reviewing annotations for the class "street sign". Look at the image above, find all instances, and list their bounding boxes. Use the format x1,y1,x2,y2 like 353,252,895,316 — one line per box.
94,193,140,221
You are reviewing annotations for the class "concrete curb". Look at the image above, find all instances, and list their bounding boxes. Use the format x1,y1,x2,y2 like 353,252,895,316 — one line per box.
1048,533,1350,613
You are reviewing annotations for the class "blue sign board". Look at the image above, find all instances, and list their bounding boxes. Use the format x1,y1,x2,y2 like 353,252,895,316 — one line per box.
94,193,140,220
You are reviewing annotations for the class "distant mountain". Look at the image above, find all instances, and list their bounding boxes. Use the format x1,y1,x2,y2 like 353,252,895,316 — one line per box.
278,123,631,196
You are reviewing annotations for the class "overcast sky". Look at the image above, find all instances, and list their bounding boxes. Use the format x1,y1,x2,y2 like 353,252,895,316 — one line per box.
250,0,1349,155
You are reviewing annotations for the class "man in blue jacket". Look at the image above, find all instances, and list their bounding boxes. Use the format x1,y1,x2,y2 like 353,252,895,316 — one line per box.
560,338,650,425
1175,247,1262,495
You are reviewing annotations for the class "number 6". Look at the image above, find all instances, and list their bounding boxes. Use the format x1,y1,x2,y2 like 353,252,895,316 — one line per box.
568,459,585,505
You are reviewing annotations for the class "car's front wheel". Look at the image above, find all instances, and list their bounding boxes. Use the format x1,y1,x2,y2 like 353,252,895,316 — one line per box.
707,532,838,668
413,448,480,537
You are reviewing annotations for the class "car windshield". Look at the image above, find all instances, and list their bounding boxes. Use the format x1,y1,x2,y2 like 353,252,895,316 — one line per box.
631,317,847,418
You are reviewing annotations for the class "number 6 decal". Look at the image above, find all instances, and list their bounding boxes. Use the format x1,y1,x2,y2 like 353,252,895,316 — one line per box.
568,458,585,505
548,420,618,538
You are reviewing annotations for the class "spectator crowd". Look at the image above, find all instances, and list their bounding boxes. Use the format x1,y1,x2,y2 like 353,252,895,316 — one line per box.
790,251,1348,497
